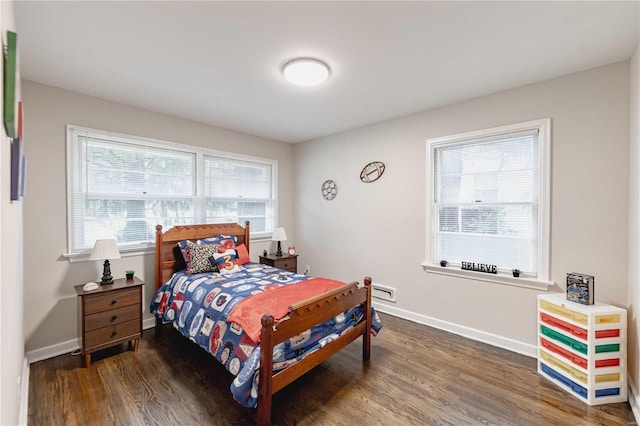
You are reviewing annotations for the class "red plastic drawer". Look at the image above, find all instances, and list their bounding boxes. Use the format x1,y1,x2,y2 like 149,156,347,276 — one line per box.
540,337,587,369
595,358,620,368
540,312,587,340
595,329,620,339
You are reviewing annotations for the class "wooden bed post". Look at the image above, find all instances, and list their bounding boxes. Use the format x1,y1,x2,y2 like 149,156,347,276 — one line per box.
155,225,163,290
363,276,372,361
258,314,274,426
155,225,163,331
244,220,250,255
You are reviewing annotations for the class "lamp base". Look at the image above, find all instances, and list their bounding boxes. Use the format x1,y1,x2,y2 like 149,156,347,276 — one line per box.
276,241,283,257
100,259,114,285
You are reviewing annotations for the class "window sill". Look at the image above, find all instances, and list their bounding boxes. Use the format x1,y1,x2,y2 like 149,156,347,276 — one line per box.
250,236,273,243
421,263,554,291
63,246,155,263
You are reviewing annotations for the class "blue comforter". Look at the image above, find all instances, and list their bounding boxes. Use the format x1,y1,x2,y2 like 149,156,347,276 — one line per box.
150,263,382,407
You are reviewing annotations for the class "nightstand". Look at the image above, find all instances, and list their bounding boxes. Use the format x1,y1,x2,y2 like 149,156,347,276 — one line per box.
259,253,298,273
74,277,144,367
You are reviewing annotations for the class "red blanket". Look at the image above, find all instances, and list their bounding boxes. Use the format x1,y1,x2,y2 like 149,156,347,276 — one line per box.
227,277,345,343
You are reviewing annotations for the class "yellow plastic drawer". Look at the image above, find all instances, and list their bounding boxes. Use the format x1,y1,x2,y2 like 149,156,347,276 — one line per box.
596,314,621,325
540,300,588,326
596,373,621,383
539,350,587,385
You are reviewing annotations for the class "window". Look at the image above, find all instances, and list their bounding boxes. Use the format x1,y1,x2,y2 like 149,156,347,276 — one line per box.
67,126,277,255
425,119,551,287
203,155,274,233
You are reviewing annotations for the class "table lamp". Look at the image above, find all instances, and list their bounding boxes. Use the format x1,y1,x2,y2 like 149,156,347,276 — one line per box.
89,239,121,284
272,227,287,257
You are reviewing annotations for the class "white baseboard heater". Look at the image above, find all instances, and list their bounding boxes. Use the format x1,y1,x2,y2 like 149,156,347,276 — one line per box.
372,283,396,303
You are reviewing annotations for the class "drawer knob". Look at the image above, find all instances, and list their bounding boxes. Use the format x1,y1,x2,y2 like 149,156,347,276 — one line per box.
111,315,117,322
111,300,117,305
110,330,117,338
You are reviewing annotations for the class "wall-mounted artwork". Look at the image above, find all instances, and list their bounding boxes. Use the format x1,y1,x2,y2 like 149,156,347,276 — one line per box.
321,180,337,200
360,161,385,183
10,138,21,201
17,101,23,138
20,154,27,197
4,31,17,138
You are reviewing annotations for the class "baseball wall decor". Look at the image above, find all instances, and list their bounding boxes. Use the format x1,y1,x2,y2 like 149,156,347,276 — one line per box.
321,180,337,200
360,161,385,183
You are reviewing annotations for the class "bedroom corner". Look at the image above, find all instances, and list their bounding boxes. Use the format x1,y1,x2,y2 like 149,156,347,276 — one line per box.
0,0,26,425
627,37,640,421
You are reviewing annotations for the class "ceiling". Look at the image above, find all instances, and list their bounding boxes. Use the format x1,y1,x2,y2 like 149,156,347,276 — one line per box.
14,1,640,143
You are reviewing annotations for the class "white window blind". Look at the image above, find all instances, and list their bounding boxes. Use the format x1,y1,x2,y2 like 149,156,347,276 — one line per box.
427,119,551,282
203,155,274,235
67,126,277,255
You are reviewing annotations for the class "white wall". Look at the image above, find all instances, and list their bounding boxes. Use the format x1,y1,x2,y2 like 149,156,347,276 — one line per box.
22,81,295,354
0,1,24,424
294,62,630,352
628,40,640,406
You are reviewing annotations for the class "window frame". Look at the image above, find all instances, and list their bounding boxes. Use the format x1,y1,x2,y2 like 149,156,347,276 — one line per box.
423,118,553,290
65,125,278,260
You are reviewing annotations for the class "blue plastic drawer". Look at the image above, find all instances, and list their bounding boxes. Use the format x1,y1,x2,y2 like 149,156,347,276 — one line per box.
595,388,620,398
540,362,588,399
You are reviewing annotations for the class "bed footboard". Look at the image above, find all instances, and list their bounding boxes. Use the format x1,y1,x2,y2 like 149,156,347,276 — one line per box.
257,277,372,426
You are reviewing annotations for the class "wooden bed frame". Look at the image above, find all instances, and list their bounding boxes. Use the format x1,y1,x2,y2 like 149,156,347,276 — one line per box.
154,221,372,425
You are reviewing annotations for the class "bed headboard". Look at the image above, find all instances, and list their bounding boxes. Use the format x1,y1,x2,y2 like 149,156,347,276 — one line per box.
154,221,250,290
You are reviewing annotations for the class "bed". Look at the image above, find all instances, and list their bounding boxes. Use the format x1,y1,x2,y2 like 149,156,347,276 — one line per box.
151,221,381,425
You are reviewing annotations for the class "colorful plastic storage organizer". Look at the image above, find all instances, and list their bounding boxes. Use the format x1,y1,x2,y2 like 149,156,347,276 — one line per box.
537,293,627,405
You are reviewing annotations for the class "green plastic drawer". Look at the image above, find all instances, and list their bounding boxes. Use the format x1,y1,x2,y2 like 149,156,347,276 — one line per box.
540,324,588,355
595,343,620,354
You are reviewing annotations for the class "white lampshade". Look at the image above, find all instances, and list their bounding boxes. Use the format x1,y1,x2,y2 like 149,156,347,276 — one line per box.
89,239,121,261
271,227,288,242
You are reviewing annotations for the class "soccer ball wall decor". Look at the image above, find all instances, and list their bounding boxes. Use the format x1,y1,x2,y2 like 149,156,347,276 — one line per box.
321,180,337,200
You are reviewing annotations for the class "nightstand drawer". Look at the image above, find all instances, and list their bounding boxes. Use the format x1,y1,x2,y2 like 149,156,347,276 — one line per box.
273,258,296,271
84,288,140,314
84,319,141,349
85,304,141,332
260,254,298,273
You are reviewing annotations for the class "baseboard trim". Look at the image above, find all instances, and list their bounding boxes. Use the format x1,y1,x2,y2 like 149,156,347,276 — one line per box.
28,308,536,363
26,338,80,364
18,357,29,425
373,302,537,358
628,377,640,423
27,318,158,364
143,317,157,330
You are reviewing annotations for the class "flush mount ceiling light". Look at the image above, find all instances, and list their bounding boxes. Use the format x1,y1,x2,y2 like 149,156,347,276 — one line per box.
282,58,331,86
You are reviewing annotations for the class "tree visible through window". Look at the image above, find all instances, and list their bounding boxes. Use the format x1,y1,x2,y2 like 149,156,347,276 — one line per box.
67,126,277,254
426,119,551,281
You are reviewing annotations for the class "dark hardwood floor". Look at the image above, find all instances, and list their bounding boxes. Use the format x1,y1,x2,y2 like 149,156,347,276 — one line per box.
28,313,634,425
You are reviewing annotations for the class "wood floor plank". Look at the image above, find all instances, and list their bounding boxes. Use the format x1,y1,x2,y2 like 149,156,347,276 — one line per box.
28,313,635,425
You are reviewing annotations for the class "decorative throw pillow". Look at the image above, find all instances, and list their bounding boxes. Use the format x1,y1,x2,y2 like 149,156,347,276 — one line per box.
235,243,250,265
186,241,221,275
173,245,187,271
177,237,227,268
177,240,190,265
207,256,221,272
213,248,242,275
200,235,237,252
